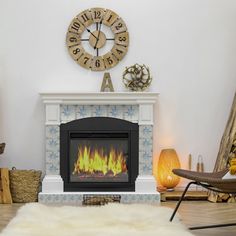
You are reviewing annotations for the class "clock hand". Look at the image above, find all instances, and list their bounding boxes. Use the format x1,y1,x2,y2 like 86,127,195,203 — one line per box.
86,28,99,40
94,20,102,49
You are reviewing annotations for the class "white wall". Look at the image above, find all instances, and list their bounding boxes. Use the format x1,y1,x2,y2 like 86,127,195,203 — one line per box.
0,0,235,183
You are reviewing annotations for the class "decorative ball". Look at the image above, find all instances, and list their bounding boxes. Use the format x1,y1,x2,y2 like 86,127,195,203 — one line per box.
122,64,152,91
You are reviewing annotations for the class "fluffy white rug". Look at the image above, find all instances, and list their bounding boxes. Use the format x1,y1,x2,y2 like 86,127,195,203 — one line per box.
0,203,193,236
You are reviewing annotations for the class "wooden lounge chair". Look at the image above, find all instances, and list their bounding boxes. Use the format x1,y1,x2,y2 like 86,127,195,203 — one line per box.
169,168,236,230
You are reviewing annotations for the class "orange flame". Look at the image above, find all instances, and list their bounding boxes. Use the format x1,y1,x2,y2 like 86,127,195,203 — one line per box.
73,146,127,176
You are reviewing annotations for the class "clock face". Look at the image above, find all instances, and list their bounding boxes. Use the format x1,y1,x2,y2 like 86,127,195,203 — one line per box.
66,8,129,71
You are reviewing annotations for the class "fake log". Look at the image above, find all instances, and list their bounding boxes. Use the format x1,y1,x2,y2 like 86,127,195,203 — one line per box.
82,195,121,206
0,168,12,204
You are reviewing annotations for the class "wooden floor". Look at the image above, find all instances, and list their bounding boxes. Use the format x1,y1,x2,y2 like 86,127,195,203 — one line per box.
163,201,236,236
0,201,236,235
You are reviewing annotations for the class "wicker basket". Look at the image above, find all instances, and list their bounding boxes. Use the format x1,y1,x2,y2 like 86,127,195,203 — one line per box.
9,169,42,203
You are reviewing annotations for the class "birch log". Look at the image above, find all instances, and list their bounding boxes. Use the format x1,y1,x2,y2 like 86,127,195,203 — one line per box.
208,92,236,202
0,168,12,204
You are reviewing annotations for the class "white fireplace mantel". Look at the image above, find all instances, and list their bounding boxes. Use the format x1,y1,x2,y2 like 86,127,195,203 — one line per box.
40,92,159,105
40,92,159,126
39,92,160,201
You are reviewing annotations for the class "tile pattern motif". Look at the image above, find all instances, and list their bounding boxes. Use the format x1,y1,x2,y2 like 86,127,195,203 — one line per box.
45,105,153,175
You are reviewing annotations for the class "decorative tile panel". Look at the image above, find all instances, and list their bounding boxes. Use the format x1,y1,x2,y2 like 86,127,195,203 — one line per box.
139,125,153,175
45,125,60,175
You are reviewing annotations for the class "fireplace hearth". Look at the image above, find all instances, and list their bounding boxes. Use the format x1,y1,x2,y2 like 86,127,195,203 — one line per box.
60,117,138,192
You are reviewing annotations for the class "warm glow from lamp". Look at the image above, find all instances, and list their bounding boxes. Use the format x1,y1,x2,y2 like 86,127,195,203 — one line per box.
157,149,181,190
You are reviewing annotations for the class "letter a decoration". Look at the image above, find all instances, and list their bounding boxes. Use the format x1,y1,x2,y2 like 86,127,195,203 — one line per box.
100,72,114,92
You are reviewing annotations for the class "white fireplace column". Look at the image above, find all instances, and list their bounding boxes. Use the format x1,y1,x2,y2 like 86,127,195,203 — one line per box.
40,92,159,194
43,103,63,193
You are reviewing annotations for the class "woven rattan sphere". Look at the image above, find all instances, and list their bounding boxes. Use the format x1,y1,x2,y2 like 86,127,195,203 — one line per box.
122,64,152,91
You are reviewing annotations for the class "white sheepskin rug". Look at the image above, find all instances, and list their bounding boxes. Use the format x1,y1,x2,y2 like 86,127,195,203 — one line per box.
0,203,193,236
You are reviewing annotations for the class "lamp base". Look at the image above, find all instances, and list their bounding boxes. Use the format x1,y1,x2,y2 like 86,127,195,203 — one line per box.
157,186,175,192
166,188,175,192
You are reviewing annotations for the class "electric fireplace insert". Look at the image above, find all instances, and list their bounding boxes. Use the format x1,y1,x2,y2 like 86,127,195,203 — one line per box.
60,117,139,192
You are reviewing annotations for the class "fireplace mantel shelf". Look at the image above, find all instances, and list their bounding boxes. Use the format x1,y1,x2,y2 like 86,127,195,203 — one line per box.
40,92,159,105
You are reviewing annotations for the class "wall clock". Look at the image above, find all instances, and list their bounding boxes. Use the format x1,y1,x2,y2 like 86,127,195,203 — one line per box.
66,8,129,71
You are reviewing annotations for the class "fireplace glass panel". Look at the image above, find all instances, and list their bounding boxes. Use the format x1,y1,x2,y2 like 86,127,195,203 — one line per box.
70,133,129,183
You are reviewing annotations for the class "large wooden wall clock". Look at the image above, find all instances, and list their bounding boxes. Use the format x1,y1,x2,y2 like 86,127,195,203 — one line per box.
66,8,129,71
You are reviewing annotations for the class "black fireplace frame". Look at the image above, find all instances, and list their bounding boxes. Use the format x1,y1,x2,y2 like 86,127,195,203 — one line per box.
60,117,139,192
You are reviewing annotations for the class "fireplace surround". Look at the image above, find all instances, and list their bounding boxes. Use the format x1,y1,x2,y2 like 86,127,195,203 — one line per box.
39,92,160,204
61,117,139,191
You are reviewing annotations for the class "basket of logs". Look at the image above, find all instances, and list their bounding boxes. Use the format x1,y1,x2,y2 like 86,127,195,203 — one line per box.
0,143,6,155
82,195,121,206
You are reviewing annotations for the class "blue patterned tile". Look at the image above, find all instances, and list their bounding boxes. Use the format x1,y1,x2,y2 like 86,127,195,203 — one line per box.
46,138,59,152
142,150,153,159
139,138,153,153
76,105,92,119
60,105,76,122
139,125,153,139
46,162,59,175
139,161,153,174
46,126,59,139
139,152,153,173
47,151,59,160
108,105,123,119
123,105,139,122
143,138,153,147
46,152,59,169
92,105,107,117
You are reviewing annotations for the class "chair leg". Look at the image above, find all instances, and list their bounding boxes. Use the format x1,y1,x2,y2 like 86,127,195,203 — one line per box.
169,181,196,222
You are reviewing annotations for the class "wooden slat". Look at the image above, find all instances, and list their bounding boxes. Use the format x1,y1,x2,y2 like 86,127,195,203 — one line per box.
0,168,12,204
213,92,236,171
208,92,236,202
